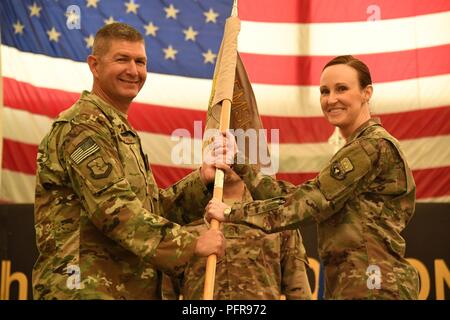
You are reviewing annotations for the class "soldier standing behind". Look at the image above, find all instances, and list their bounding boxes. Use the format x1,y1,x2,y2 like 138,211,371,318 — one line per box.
33,23,225,300
207,55,419,300
162,169,312,300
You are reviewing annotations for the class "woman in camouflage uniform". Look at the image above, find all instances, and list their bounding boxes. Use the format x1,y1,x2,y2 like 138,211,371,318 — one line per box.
206,55,419,300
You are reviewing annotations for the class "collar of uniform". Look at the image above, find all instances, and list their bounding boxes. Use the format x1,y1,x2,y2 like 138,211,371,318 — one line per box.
346,117,382,144
81,91,132,131
242,186,253,202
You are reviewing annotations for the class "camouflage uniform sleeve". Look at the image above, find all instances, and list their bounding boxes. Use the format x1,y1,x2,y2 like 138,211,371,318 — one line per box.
281,229,312,300
232,155,296,199
228,139,382,232
158,169,212,225
60,120,198,276
161,273,182,300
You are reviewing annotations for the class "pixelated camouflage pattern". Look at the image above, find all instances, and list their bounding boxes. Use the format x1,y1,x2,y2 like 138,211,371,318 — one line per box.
230,119,419,300
162,188,312,300
33,91,211,299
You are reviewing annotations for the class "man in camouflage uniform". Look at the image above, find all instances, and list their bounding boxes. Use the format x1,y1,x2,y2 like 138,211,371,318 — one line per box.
33,23,225,299
208,118,419,299
162,170,312,300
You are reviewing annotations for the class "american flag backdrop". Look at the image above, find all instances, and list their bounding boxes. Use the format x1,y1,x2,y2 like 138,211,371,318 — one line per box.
1,0,450,204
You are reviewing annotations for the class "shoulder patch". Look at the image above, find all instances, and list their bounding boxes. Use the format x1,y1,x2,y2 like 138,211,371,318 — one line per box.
319,143,372,201
70,137,100,164
330,157,354,180
87,156,112,179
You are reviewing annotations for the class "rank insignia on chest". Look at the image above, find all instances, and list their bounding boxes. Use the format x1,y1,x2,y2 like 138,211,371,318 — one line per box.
87,156,112,179
330,157,354,180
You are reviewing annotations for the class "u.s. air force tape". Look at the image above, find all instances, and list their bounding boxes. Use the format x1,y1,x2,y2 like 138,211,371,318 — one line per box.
70,137,100,164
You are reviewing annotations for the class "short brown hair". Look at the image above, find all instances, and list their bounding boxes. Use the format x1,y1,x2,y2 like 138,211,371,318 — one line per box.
322,55,372,89
92,23,144,56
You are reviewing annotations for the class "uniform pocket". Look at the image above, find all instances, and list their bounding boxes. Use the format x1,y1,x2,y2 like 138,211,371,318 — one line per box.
116,132,148,200
318,141,373,201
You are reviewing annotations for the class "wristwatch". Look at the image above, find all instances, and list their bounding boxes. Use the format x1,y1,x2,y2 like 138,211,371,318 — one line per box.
223,207,232,216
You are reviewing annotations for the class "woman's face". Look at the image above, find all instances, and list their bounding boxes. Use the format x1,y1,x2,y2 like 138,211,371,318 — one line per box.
319,64,372,138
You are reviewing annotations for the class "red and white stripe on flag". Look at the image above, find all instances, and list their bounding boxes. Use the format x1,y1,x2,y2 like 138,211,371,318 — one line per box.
1,0,450,203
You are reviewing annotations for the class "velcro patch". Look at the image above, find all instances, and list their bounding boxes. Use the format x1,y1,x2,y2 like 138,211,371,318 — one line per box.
70,137,100,164
330,157,354,180
87,156,112,179
340,157,354,173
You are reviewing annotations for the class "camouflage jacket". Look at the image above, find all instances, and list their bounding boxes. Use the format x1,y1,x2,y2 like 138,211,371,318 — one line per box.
33,91,211,300
229,119,419,299
162,187,312,300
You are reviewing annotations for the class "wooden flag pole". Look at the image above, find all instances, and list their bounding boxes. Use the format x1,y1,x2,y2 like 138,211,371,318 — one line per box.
202,0,238,300
203,99,232,300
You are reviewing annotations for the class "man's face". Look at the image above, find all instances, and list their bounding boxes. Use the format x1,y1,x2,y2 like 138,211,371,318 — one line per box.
94,40,147,104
